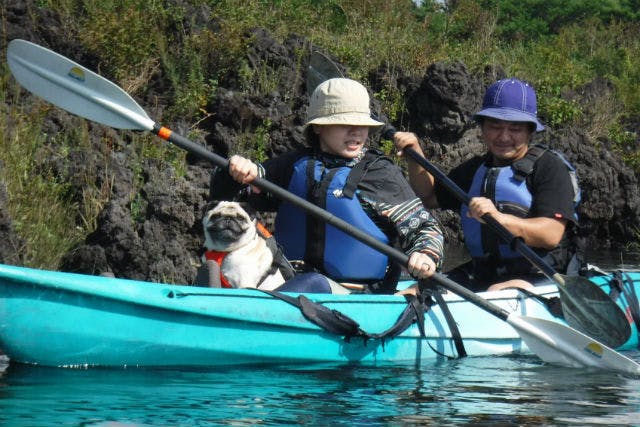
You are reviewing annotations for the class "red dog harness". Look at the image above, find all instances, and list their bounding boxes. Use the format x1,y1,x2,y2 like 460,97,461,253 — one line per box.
203,222,275,288
203,250,232,288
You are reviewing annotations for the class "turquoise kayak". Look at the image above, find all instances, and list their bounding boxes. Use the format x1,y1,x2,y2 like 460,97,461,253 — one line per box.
0,263,637,368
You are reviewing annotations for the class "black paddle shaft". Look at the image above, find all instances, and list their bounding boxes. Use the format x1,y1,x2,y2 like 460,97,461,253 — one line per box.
157,125,408,264
159,125,513,320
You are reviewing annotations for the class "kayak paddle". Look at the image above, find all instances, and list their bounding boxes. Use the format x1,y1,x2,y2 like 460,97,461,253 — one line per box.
6,39,640,375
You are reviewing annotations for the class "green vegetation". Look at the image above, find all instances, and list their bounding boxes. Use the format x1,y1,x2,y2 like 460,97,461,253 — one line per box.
1,74,95,266
3,0,640,267
29,0,640,138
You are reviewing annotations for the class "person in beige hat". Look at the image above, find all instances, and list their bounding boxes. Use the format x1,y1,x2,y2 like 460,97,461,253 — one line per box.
211,78,443,293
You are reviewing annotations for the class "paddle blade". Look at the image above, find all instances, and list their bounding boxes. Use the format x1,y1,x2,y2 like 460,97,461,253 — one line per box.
558,275,631,348
7,39,154,131
509,314,640,375
306,51,344,95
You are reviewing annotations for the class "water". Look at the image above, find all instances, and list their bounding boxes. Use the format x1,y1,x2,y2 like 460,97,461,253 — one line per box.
1,250,639,427
586,249,640,271
1,354,639,426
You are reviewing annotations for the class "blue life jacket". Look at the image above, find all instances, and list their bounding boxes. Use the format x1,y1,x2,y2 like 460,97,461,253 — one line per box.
511,144,581,221
274,155,390,282
461,145,580,268
461,163,532,260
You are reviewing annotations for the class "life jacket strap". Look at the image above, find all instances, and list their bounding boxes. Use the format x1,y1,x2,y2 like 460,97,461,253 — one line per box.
512,144,548,182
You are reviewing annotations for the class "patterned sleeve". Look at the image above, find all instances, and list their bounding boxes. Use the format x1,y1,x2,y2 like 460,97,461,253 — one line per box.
360,195,444,268
355,155,444,267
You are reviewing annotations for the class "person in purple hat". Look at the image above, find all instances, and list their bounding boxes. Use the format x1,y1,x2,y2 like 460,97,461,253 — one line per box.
393,78,582,292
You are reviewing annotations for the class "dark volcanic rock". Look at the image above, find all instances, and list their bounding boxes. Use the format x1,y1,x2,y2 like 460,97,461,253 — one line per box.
538,129,640,249
60,165,210,283
2,1,639,282
406,61,484,143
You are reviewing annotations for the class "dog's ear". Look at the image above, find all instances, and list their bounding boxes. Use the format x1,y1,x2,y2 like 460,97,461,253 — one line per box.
238,201,257,218
203,200,220,214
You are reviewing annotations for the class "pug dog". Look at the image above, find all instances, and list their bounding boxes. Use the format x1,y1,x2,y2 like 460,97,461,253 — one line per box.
200,200,286,290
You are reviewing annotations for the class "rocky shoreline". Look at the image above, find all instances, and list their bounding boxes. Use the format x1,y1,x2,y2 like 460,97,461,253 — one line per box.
1,1,639,284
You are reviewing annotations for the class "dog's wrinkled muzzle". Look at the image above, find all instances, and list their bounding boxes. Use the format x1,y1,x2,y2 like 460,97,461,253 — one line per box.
206,216,248,242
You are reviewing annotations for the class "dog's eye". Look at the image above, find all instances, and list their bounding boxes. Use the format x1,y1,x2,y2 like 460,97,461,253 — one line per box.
208,212,242,221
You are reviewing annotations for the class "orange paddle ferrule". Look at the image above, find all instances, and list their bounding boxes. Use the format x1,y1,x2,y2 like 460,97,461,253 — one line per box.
157,126,172,140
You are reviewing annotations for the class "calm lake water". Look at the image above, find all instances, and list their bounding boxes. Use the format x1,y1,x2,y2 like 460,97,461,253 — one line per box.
1,354,639,426
1,249,639,427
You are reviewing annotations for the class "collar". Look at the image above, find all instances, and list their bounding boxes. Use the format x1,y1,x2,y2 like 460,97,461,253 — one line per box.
315,147,367,168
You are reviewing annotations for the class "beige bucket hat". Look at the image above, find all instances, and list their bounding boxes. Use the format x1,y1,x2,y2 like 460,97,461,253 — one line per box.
306,78,383,127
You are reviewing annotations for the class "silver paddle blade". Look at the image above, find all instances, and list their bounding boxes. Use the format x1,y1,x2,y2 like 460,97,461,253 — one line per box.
7,39,154,131
510,314,640,375
306,51,344,95
558,274,631,348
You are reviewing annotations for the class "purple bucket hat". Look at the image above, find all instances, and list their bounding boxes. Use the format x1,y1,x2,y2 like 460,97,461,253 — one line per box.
474,78,545,132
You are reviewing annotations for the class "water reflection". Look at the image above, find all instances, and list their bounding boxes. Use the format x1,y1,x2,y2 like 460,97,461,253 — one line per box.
380,355,640,426
1,353,638,426
586,249,640,271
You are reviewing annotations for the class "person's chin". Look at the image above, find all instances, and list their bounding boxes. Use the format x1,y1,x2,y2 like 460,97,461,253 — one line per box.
492,146,516,157
342,146,362,157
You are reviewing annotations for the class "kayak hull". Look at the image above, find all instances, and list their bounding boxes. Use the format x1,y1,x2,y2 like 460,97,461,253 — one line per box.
0,264,637,367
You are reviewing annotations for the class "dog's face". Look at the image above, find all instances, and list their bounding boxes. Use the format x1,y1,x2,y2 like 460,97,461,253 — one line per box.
202,201,257,252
